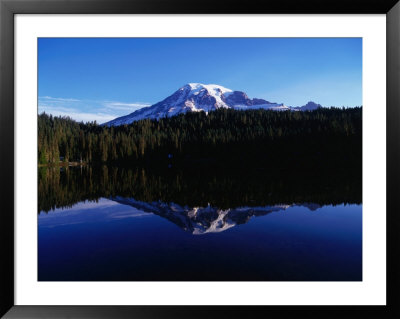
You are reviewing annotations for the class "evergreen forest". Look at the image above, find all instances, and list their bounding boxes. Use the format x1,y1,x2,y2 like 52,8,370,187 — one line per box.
38,107,362,169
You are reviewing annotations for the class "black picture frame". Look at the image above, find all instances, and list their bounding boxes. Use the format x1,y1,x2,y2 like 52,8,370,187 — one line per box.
1,0,399,318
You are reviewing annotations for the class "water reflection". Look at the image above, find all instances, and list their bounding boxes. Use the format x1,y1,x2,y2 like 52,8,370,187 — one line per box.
38,165,362,281
111,196,323,234
38,197,362,281
38,165,361,214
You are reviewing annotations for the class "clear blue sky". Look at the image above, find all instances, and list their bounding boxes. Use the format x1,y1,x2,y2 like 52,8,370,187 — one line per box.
38,38,362,123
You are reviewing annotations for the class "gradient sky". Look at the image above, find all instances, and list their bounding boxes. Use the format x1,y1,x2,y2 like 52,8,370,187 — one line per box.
38,38,362,123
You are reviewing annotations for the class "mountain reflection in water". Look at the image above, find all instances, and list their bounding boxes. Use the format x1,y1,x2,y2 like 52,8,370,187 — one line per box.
38,166,362,281
110,196,321,235
38,164,361,214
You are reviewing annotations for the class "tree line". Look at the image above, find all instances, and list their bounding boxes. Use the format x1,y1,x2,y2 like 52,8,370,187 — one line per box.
38,107,362,168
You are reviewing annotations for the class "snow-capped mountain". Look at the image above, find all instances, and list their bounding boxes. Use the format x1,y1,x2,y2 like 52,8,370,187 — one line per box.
104,83,321,126
292,101,322,111
110,196,321,235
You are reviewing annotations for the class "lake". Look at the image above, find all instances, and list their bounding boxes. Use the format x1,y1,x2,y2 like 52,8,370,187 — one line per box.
38,165,362,281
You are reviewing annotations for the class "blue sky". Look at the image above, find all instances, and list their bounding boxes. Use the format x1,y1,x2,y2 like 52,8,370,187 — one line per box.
38,38,362,123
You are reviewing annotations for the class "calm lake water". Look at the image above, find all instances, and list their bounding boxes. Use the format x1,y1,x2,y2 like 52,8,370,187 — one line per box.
38,166,362,281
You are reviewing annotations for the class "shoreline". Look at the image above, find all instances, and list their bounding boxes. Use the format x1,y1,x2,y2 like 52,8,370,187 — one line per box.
38,162,87,168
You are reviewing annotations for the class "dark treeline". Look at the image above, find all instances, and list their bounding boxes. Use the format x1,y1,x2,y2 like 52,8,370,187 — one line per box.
38,165,362,213
38,107,362,168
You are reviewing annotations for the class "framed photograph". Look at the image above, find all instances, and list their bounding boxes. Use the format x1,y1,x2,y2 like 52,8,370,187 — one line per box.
1,0,399,318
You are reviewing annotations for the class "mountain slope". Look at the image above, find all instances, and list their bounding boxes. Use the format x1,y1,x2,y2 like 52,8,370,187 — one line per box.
104,83,321,126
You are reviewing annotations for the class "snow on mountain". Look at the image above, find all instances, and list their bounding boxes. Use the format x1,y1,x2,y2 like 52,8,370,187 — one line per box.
103,83,322,126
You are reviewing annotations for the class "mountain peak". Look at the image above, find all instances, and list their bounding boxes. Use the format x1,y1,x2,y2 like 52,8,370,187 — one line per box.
186,83,233,95
305,101,320,106
301,101,322,111
103,84,323,126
